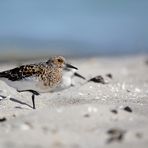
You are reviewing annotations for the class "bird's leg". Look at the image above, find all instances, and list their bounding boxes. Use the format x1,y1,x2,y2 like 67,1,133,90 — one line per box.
27,90,39,109
17,89,40,109
28,90,40,109
32,94,35,109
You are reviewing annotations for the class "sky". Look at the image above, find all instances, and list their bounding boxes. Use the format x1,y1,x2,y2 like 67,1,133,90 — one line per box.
0,0,148,56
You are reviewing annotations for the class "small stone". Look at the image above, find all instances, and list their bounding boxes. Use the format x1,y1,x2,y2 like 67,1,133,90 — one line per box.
106,73,113,79
111,109,118,114
12,114,16,118
123,106,132,113
127,89,131,92
0,117,7,122
84,114,90,118
107,128,126,143
88,75,106,84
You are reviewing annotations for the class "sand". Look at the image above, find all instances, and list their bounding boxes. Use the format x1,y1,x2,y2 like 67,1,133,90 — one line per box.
0,55,148,148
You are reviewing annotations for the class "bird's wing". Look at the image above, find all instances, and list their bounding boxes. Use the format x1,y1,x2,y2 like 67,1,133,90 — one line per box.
0,64,43,81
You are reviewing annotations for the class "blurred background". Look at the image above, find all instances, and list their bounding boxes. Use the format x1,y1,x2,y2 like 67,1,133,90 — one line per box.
0,0,148,61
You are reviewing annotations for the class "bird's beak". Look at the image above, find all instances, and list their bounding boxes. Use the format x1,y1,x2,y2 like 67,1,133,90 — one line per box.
65,63,78,70
74,72,86,80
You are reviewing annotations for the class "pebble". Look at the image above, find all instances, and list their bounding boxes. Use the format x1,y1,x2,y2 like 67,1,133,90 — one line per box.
107,128,126,143
111,109,118,114
106,73,113,79
83,114,90,118
88,75,106,84
0,117,7,122
123,106,132,113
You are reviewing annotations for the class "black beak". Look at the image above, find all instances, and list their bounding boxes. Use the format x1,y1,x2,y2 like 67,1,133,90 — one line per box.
66,63,78,70
74,72,86,80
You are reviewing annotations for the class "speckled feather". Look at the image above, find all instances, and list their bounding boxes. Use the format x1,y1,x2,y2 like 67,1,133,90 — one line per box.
0,56,79,109
0,56,66,93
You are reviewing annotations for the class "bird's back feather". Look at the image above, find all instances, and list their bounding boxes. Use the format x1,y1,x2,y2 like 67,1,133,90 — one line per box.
0,64,43,81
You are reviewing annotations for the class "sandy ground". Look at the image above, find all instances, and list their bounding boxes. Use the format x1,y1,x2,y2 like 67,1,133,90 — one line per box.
0,55,148,148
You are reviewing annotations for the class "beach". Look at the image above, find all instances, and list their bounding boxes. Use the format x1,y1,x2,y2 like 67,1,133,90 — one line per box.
0,55,148,148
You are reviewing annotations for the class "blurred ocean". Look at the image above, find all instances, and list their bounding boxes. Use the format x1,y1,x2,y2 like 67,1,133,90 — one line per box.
0,0,148,59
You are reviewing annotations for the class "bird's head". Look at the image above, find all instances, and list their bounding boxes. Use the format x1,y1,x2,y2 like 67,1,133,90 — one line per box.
47,56,78,70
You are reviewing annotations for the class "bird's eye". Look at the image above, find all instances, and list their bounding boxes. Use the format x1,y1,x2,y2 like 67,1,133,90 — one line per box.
58,59,63,63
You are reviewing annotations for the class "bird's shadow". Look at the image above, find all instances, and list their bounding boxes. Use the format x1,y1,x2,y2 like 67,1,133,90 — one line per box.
10,98,33,109
0,95,33,109
0,94,6,99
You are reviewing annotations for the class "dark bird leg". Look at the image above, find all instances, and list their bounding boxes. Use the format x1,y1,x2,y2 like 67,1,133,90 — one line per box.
28,90,40,109
17,90,40,109
31,94,36,109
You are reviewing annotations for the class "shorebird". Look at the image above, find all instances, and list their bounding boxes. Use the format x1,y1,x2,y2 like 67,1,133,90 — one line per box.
0,56,78,109
54,66,85,91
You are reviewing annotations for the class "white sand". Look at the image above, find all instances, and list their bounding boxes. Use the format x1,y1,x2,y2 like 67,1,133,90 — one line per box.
0,55,148,148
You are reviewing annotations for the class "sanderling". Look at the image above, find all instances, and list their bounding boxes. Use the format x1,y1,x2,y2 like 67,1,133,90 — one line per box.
0,56,78,109
54,66,85,91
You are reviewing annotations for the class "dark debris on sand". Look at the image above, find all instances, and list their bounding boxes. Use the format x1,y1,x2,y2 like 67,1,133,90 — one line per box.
106,73,113,79
83,114,90,118
107,128,126,144
110,109,118,114
0,117,7,122
123,106,132,113
88,75,106,84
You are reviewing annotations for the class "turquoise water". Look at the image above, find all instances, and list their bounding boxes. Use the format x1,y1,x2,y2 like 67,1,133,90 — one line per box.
0,0,148,56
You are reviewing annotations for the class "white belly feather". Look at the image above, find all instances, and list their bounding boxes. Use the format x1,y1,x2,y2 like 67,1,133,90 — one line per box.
0,77,52,93
52,69,76,92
